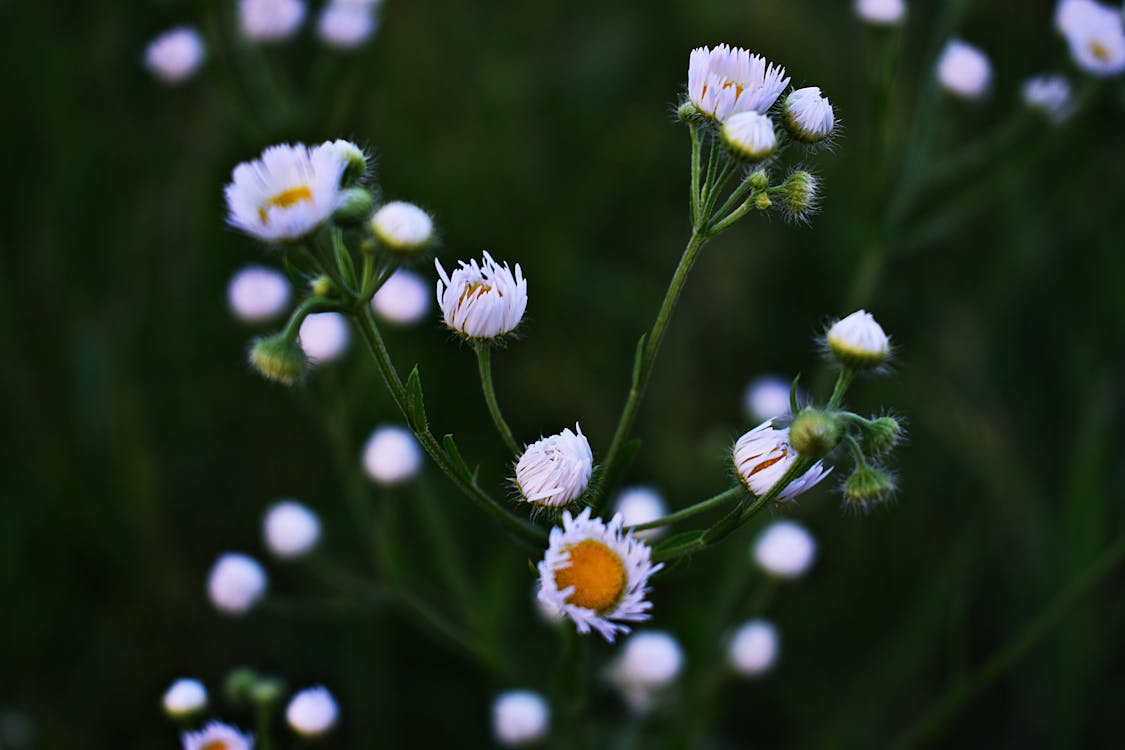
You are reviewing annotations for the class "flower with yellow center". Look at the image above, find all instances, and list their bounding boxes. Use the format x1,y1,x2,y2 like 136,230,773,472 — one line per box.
537,508,662,642
181,721,253,750
687,44,790,122
435,251,527,340
1060,3,1125,76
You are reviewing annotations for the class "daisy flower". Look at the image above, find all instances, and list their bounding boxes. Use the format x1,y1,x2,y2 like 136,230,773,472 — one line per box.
182,722,253,750
144,27,205,84
515,425,593,508
732,420,831,501
435,251,527,340
936,39,992,100
688,44,790,122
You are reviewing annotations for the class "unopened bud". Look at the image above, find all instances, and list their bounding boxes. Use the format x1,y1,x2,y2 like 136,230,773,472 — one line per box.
861,416,903,456
224,667,259,707
310,275,336,298
251,677,285,707
747,170,769,192
788,409,843,459
327,139,369,186
249,333,307,386
843,464,896,508
780,171,818,220
333,187,374,225
722,112,778,162
677,101,706,123
754,193,773,211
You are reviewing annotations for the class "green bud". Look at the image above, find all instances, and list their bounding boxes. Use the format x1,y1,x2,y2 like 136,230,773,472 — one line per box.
754,192,773,211
747,170,769,192
224,667,259,707
249,333,307,386
843,464,896,508
677,101,706,123
861,416,903,456
250,677,285,707
310,275,337,298
788,408,843,459
330,140,369,185
780,171,818,220
333,187,375,225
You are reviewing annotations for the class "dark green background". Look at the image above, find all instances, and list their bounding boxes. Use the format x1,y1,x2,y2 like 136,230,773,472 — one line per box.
3,0,1125,747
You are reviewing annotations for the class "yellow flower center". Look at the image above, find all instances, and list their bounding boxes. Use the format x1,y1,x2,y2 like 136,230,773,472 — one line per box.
458,282,494,306
1090,41,1111,63
258,185,314,223
554,539,626,614
201,742,229,750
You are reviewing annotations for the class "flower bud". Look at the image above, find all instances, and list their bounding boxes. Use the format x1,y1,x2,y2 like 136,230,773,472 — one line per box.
286,686,339,737
324,139,369,185
250,676,285,707
493,691,550,747
310,274,336,298
747,170,769,192
788,408,842,459
780,171,818,221
754,193,772,211
249,333,308,386
783,87,835,143
515,424,593,507
162,678,208,719
825,310,891,369
721,111,777,162
371,201,434,254
861,416,903,456
843,464,896,508
224,668,259,707
676,101,706,123
332,187,374,225
727,619,779,677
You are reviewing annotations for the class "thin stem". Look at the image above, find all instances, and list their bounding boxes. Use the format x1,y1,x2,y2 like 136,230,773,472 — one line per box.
890,531,1125,750
699,156,737,227
280,295,337,341
828,366,855,409
705,194,757,237
628,486,745,533
709,176,755,228
689,123,702,225
475,343,520,455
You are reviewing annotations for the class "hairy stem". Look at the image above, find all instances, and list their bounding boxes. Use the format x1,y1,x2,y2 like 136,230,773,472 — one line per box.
475,343,520,455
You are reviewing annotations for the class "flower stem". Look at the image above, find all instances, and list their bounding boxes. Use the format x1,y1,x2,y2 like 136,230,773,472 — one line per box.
828,366,855,409
628,486,745,533
474,343,520,455
689,123,701,225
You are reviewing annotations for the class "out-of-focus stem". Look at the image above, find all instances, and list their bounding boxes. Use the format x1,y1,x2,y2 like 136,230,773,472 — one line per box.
628,486,745,533
475,343,520,455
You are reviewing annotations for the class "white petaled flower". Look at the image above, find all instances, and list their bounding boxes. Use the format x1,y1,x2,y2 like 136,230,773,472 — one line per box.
825,309,891,368
435,252,528,340
228,265,292,323
612,631,684,707
728,619,779,676
318,2,377,49
753,520,817,579
362,425,422,484
515,425,593,508
721,111,778,162
492,691,549,747
855,0,906,25
224,142,349,242
687,45,790,122
1062,5,1125,76
1055,0,1116,34
207,553,267,616
372,268,431,325
263,500,321,559
1022,74,1075,124
240,0,306,41
144,27,205,84
936,39,992,100
182,722,253,750
537,508,663,642
299,312,350,363
162,678,207,718
614,486,667,542
732,420,831,502
371,201,434,253
743,374,796,422
783,87,835,143
286,686,338,737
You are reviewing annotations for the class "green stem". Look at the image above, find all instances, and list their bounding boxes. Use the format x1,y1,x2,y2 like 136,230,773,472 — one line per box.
628,486,745,533
475,343,520,455
828,366,855,410
705,193,757,237
890,531,1125,750
689,123,702,225
280,295,337,341
699,157,736,227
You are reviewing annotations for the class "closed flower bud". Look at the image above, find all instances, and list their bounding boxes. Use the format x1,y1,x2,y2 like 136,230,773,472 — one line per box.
323,139,369,185
286,686,339,737
263,499,321,559
825,309,891,368
249,333,308,385
436,251,528,341
936,39,991,100
780,170,818,221
754,192,773,211
788,408,843,459
676,101,706,123
224,668,259,706
855,0,906,26
207,553,267,616
753,520,817,579
783,87,835,143
861,416,903,456
251,677,285,706
721,111,778,162
162,678,208,719
515,424,593,508
843,464,896,508
493,691,550,746
310,274,337,298
727,619,779,676
332,187,374,225
747,170,770,192
371,201,434,254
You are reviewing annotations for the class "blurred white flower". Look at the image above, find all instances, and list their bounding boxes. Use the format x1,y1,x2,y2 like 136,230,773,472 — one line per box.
614,486,667,541
854,0,906,25
286,686,338,736
753,520,817,579
783,87,835,143
515,424,593,508
743,374,796,422
435,251,527,340
721,111,778,162
182,722,253,750
299,312,350,363
492,691,549,746
263,500,321,559
362,425,422,484
728,619,779,676
144,27,205,84
162,678,207,718
1060,3,1125,76
825,309,890,368
688,44,790,122
371,201,434,253
207,553,267,615
936,39,992,100
1055,0,1115,34
318,2,378,49
240,0,307,41
612,631,684,710
228,265,292,323
372,268,431,325
733,421,831,501
1022,74,1075,124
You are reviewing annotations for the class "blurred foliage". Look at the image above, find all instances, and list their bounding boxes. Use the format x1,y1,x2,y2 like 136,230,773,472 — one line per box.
2,0,1125,747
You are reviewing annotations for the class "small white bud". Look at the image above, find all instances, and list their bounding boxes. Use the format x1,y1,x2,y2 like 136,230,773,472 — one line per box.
936,39,992,100
435,252,527,340
228,266,291,323
372,268,431,325
362,425,422,484
299,312,350,363
728,619,780,676
144,27,205,84
317,3,378,50
614,486,667,541
492,691,550,746
514,424,593,507
854,0,906,25
615,631,684,689
286,686,339,737
371,201,434,253
721,111,778,162
162,678,207,718
263,500,321,559
239,0,307,42
743,375,797,422
753,520,817,579
783,87,835,143
207,553,267,616
825,309,891,368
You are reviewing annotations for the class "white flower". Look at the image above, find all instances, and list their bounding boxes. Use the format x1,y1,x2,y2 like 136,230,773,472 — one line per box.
182,722,253,750
515,425,593,507
162,678,207,718
371,201,434,252
753,520,817,579
1061,4,1125,76
263,500,321,559
854,0,906,25
783,87,835,143
299,312,350,363
228,265,292,322
1055,0,1115,34
435,251,527,340
614,486,667,541
318,2,378,49
825,309,891,367
732,420,831,501
728,619,779,676
687,45,790,122
144,27,205,84
492,691,549,746
224,142,349,242
1022,74,1075,124
240,0,306,41
372,268,431,325
743,374,796,422
362,425,422,484
612,631,684,710
537,508,663,642
936,39,992,100
721,112,777,162
207,553,267,615
286,686,338,736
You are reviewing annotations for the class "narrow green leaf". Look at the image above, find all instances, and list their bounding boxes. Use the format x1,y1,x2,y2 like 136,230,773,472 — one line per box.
442,434,472,482
630,333,649,387
405,366,428,432
790,372,803,414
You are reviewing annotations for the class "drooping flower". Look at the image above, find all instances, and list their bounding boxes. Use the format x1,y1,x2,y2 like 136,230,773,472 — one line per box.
753,520,817,579
537,508,663,642
825,309,891,368
782,87,836,143
207,553,267,616
1021,74,1075,124
514,425,593,508
371,201,434,253
162,678,207,719
732,420,831,501
144,27,205,84
299,312,350,363
721,111,778,162
361,425,422,484
492,691,550,746
936,39,992,100
687,44,790,122
854,0,906,25
227,265,292,322
263,500,321,559
239,0,306,42
182,722,253,750
435,251,528,340
372,268,431,325
727,619,779,676
286,686,339,737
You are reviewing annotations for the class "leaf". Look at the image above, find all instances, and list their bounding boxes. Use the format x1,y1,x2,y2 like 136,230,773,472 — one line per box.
790,372,803,413
334,239,358,291
630,332,649,388
442,434,473,483
404,366,428,432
